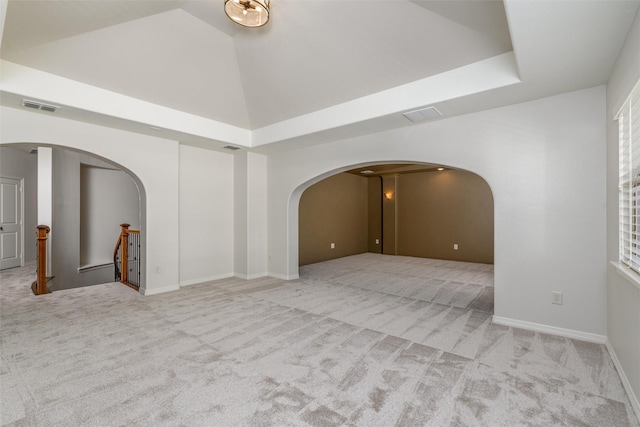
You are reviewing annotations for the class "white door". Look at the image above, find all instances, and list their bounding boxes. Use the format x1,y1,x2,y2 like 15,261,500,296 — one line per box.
1,177,22,270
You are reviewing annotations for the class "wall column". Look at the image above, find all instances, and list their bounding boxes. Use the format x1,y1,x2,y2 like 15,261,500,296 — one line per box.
381,174,397,255
37,147,53,276
234,151,268,279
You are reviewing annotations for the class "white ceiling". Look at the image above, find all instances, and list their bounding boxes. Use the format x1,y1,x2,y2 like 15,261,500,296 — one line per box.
0,0,639,153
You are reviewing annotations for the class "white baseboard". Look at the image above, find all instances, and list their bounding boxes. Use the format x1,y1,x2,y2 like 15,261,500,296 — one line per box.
606,340,640,421
180,273,234,287
234,272,269,280
492,316,606,344
268,272,299,280
140,284,180,296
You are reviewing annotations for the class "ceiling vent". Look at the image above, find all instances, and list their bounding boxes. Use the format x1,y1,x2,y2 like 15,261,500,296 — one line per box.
22,99,60,113
223,145,241,151
402,106,441,122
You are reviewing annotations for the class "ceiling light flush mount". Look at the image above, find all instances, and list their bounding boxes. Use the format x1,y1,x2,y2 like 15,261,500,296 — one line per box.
225,0,270,28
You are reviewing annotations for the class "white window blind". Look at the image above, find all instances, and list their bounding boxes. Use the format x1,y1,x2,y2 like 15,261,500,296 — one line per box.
619,79,640,272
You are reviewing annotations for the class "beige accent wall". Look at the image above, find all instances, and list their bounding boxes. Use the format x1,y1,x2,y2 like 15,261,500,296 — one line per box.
299,173,368,266
299,168,494,266
396,169,494,264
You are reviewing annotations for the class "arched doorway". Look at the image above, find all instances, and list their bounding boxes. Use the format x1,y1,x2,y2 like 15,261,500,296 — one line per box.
0,143,146,291
295,162,495,312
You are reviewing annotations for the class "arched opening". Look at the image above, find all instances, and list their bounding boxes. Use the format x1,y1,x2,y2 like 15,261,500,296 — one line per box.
0,143,146,291
295,162,494,312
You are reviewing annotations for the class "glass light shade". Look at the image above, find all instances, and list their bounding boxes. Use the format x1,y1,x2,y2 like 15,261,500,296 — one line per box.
225,0,270,28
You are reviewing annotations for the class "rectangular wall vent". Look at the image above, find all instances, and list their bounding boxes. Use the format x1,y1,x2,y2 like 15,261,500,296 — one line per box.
22,99,60,113
402,106,442,122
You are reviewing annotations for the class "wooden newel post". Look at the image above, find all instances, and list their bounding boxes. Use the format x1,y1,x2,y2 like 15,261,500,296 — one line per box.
32,225,51,295
120,224,130,284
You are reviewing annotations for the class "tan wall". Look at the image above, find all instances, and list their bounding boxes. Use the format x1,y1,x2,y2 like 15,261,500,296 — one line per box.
299,173,368,266
299,168,493,266
396,169,494,264
381,175,397,255
367,177,382,253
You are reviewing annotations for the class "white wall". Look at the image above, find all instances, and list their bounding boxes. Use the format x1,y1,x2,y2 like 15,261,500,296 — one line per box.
179,145,234,285
52,149,139,289
0,146,37,263
268,86,607,339
0,106,180,295
37,147,52,275
234,151,268,279
606,8,640,418
80,164,140,267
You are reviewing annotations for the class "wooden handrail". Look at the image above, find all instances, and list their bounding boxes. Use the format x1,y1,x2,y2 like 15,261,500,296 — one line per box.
32,225,51,295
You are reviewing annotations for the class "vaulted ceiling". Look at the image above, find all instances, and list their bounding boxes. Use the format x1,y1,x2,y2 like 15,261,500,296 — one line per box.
1,0,638,153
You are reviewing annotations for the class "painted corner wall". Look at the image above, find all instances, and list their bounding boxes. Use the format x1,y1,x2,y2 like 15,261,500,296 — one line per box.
605,8,640,418
80,163,140,267
299,173,369,265
0,146,37,263
51,149,141,289
234,151,268,279
268,85,607,338
179,144,234,286
396,169,494,264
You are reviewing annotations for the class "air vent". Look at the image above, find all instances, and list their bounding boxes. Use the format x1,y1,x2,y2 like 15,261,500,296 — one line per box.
23,100,41,109
402,106,441,122
22,99,60,113
223,145,240,151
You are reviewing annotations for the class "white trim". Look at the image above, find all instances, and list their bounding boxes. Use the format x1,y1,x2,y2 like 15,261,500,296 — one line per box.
139,284,180,296
234,272,268,280
268,271,299,280
180,273,234,287
492,316,606,344
77,262,112,273
0,175,25,269
606,339,640,421
611,261,640,291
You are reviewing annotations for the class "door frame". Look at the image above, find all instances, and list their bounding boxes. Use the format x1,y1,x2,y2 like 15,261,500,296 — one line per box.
0,176,25,270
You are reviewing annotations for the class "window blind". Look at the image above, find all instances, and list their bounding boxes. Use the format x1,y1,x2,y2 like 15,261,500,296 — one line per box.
619,79,640,272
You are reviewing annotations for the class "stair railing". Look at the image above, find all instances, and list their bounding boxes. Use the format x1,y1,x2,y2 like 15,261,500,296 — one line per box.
31,225,51,295
113,223,141,290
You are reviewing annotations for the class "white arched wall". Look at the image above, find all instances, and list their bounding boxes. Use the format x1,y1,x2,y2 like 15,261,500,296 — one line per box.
1,106,180,295
268,86,607,341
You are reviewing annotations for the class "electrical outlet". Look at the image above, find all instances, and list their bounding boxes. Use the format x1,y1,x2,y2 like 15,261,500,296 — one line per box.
375,239,380,245
453,243,459,250
552,291,563,305
330,243,335,249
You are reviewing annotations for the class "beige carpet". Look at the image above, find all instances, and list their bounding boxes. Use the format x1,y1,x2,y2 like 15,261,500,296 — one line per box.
1,253,638,426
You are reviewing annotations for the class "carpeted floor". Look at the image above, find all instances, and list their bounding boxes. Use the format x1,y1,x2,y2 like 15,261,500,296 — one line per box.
1,253,638,426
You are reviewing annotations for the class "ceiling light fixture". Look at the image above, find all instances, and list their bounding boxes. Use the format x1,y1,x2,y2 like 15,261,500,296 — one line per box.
225,0,270,28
